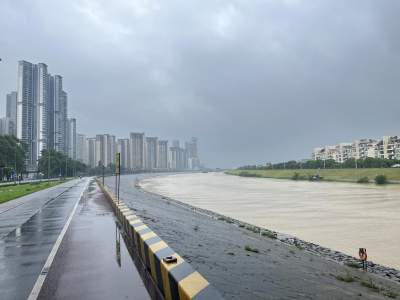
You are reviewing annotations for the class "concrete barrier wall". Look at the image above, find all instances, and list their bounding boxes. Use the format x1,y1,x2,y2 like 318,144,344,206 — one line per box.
97,180,224,300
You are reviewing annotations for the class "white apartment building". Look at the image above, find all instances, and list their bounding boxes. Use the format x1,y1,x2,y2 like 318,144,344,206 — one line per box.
67,118,77,160
157,140,168,169
117,138,130,170
86,138,97,168
76,133,87,163
95,134,116,167
145,137,158,170
129,132,145,170
313,135,400,162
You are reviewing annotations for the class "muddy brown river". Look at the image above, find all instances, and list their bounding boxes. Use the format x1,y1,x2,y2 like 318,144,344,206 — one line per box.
139,172,400,270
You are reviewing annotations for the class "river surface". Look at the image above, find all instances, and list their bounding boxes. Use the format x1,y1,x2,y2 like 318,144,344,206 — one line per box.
139,172,400,270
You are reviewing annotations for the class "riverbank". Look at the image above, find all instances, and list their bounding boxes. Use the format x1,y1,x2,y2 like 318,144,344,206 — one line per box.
106,174,400,299
226,168,400,183
0,180,67,204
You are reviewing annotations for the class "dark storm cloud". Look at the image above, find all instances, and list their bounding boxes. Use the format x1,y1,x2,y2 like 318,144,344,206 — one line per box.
1,0,400,167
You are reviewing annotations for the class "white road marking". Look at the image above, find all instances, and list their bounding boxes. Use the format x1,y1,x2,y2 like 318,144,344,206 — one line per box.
27,179,90,300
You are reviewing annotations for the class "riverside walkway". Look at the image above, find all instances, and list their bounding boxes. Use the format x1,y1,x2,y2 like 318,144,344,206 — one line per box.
0,178,152,300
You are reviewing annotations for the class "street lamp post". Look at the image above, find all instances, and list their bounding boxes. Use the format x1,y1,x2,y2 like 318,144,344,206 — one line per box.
48,150,51,180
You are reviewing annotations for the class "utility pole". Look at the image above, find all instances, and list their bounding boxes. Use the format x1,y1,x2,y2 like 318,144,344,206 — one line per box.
115,153,121,203
48,150,51,180
102,163,105,186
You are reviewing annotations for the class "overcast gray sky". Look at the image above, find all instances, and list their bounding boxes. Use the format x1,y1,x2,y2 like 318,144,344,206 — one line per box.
1,0,399,168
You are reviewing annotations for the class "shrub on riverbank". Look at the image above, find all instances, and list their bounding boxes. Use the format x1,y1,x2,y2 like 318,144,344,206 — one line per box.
227,168,400,184
244,245,259,253
375,175,387,185
357,176,369,183
292,172,306,180
238,171,262,178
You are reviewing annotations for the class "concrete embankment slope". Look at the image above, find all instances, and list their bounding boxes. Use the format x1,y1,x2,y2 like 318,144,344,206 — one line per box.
105,174,400,300
98,179,224,300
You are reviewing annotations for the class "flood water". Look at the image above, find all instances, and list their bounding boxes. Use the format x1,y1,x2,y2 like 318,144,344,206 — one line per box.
140,172,400,270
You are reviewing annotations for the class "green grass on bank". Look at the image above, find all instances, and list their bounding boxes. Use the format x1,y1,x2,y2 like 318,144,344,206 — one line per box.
226,168,400,183
0,180,65,204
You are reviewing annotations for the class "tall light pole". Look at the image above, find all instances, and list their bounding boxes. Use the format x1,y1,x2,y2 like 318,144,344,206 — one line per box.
48,149,51,180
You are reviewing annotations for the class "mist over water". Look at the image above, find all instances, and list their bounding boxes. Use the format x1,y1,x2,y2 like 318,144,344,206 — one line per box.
140,172,400,270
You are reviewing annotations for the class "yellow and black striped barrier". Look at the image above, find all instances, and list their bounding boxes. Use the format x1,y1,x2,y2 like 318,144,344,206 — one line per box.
97,180,224,300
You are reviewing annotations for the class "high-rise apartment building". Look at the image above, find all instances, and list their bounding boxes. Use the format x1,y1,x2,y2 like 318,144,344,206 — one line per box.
76,133,87,163
185,137,200,170
129,132,145,170
145,137,158,170
6,91,17,136
86,137,97,168
0,117,15,136
67,118,77,159
95,134,116,167
17,60,37,169
157,140,168,169
117,138,130,170
16,61,71,170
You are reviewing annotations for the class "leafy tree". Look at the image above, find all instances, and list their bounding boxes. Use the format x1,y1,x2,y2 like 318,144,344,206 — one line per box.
0,135,25,180
38,149,86,178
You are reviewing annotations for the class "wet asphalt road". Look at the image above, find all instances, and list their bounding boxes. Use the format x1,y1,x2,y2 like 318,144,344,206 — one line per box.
0,178,89,300
0,179,83,239
38,180,151,300
106,174,400,300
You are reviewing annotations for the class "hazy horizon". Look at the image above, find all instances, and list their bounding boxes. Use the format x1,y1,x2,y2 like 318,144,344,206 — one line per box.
1,0,400,168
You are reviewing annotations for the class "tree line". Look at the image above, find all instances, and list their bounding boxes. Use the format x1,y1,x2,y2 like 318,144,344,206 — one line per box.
0,134,87,181
0,135,25,180
239,157,400,170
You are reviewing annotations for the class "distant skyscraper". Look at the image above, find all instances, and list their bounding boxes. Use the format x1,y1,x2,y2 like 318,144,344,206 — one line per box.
36,63,50,160
76,133,87,163
16,60,70,170
129,132,145,170
157,140,168,169
117,138,130,170
145,137,158,170
95,134,116,167
86,138,97,167
6,91,17,136
17,60,36,169
67,118,77,159
0,117,15,136
185,137,200,169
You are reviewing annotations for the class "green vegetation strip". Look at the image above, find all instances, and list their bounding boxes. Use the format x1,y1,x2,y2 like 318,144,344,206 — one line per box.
226,168,400,184
0,181,65,204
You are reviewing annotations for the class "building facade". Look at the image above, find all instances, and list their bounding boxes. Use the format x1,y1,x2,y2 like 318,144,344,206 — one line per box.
129,132,145,170
117,138,130,170
76,133,87,163
312,136,400,163
67,118,77,159
157,140,168,169
15,60,72,170
6,91,17,136
145,137,158,170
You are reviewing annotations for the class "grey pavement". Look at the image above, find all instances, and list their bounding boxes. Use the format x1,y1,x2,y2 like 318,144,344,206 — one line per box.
106,174,400,300
38,180,152,300
0,178,90,300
